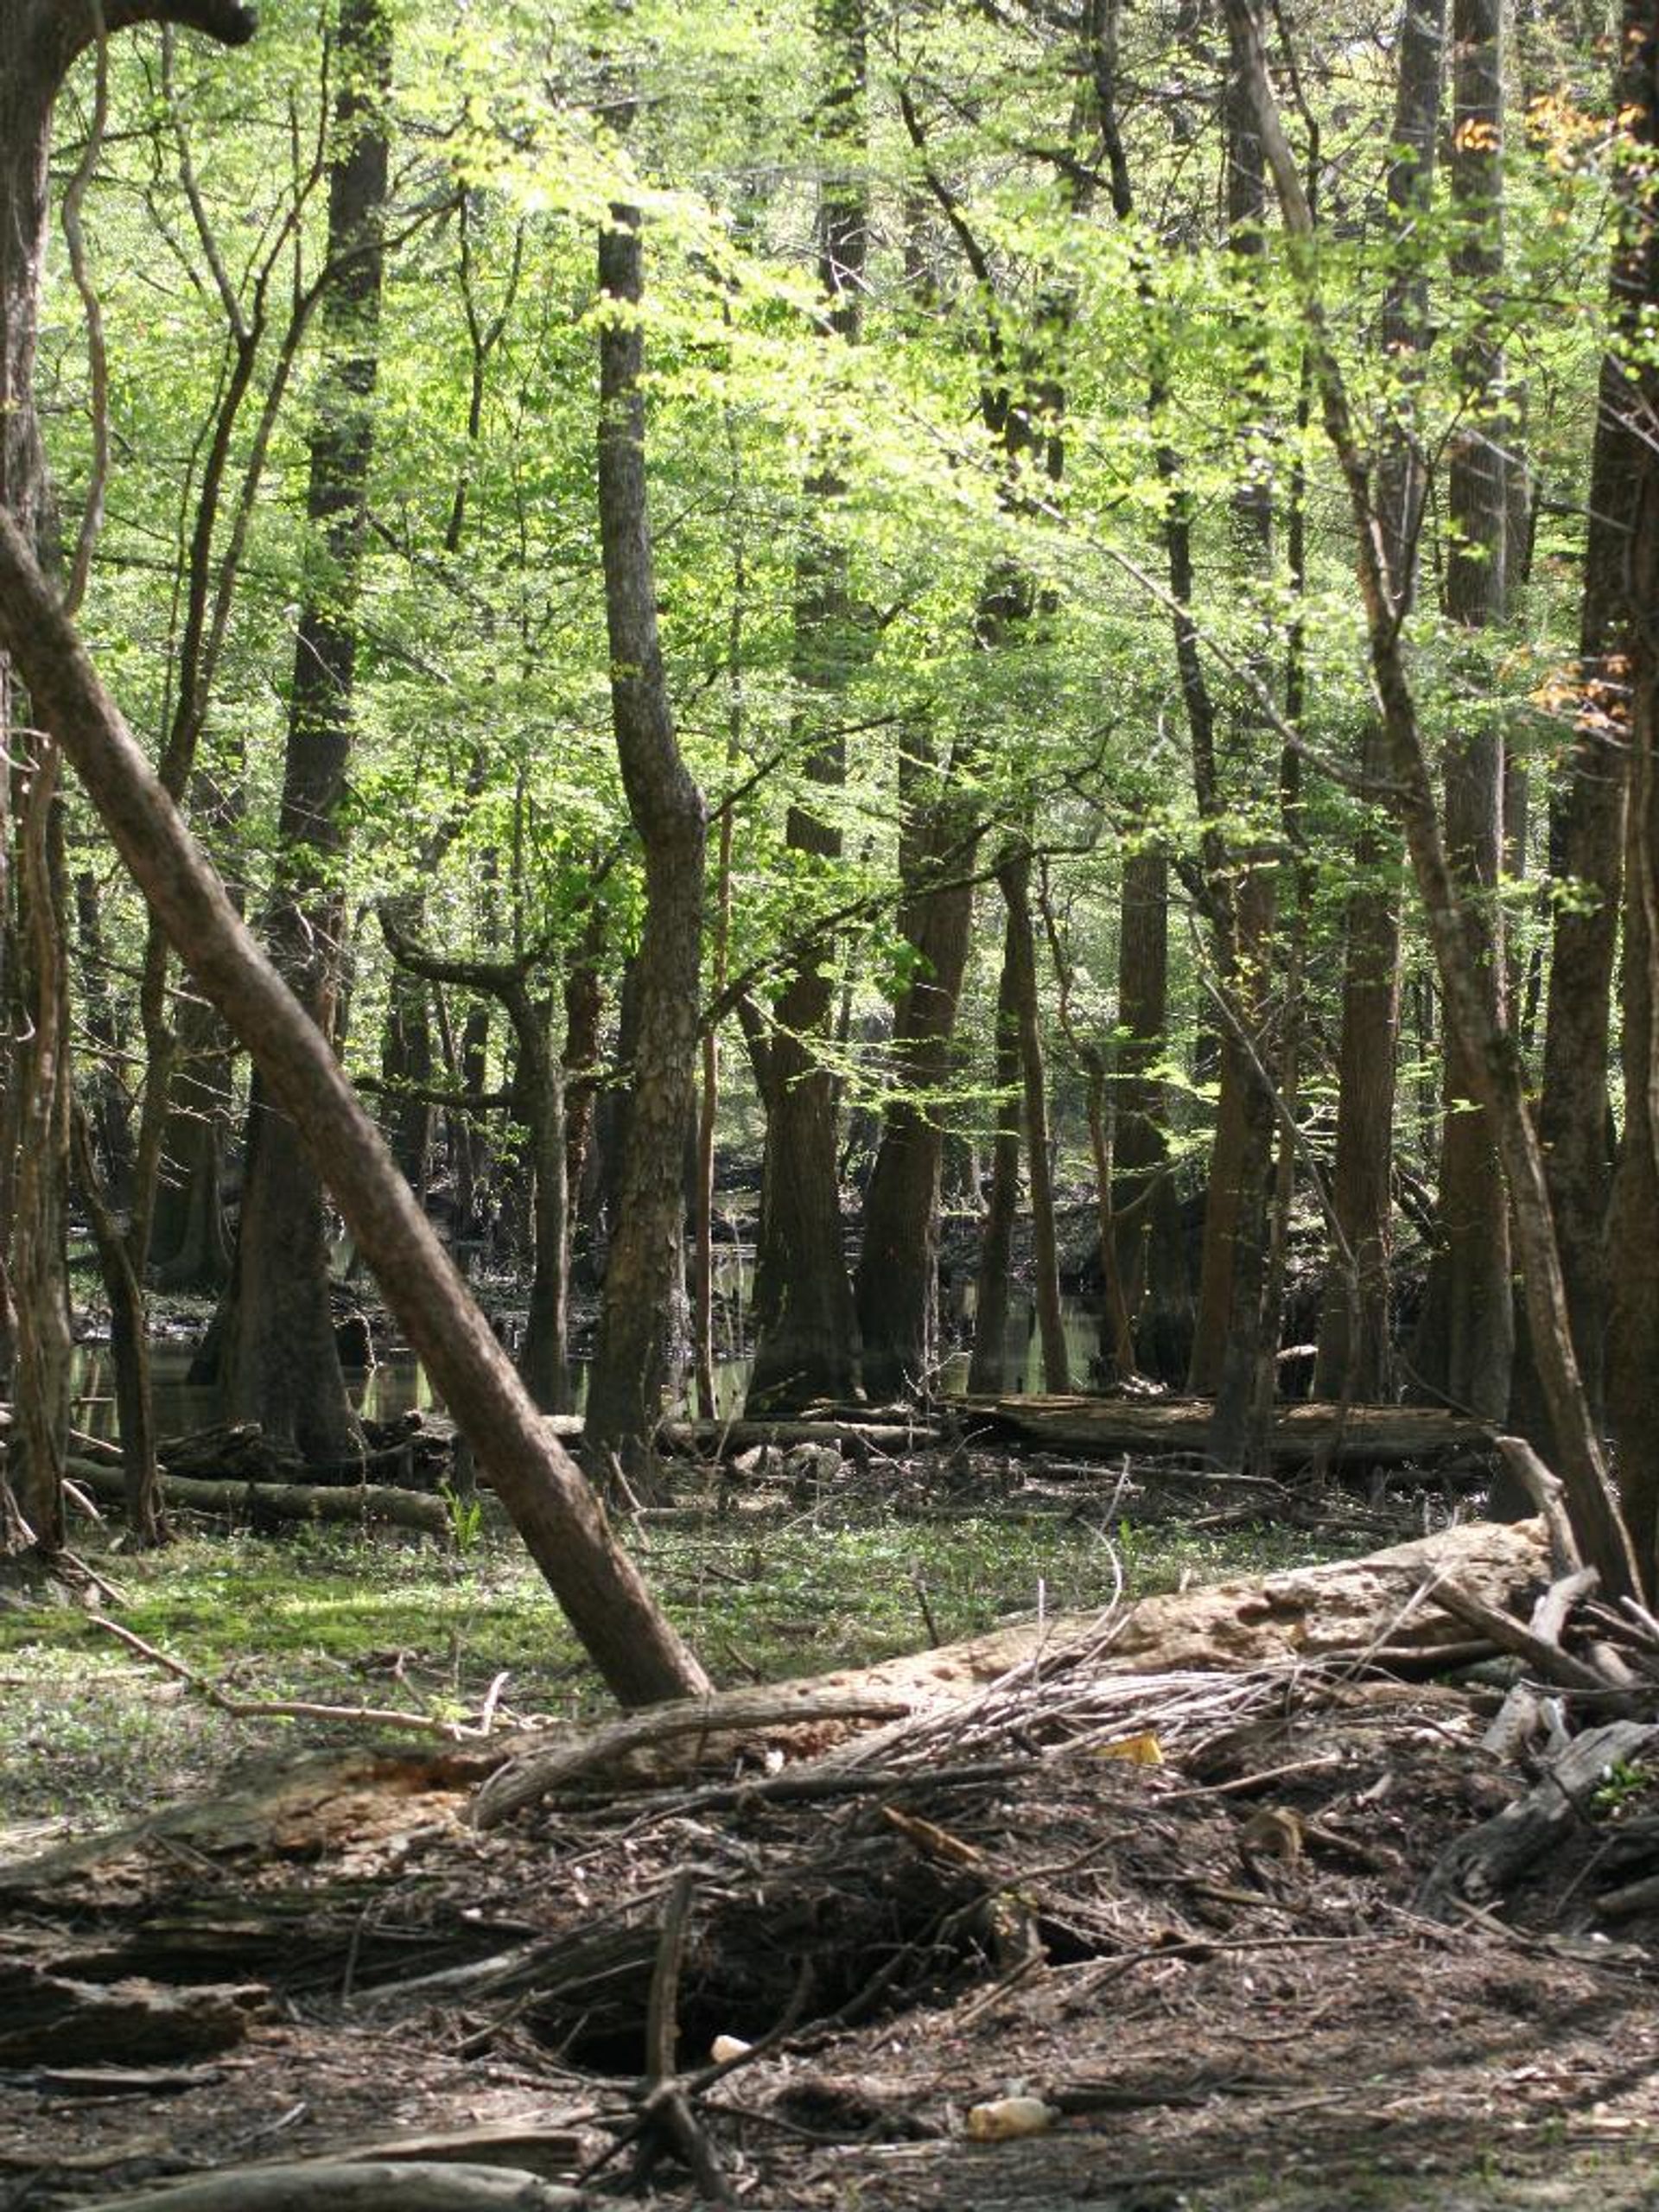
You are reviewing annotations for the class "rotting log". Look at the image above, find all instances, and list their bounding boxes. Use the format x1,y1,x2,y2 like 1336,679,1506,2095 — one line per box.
67,1459,451,1537
73,2164,584,2212
962,1395,1494,1467
1419,1718,1659,1918
0,1955,264,2063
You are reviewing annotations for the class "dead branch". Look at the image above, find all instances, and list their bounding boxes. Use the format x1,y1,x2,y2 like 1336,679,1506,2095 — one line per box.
1426,1580,1631,1704
87,1615,491,1739
73,2161,584,2211
473,1686,914,1829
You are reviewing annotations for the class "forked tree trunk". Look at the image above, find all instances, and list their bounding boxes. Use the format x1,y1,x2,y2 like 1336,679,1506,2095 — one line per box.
583,204,708,1474
0,509,710,1704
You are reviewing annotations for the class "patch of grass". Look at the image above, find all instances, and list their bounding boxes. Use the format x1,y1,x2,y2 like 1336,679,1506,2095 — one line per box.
0,1500,1357,1832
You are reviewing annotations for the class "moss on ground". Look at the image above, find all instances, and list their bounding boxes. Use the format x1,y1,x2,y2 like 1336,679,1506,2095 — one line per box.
0,1498,1366,1829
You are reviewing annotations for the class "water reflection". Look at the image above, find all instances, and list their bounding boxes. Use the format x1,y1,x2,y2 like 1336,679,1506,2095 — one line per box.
73,1287,1090,1449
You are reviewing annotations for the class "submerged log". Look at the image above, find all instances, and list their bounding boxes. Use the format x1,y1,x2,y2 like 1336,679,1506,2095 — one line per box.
962,1395,1493,1467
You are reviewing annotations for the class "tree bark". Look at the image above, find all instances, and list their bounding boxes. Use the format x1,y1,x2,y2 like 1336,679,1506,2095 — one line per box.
1314,0,1446,1403
746,0,868,1415
1604,0,1659,1574
583,205,708,1473
0,508,710,1704
206,0,390,1465
1412,0,1513,1421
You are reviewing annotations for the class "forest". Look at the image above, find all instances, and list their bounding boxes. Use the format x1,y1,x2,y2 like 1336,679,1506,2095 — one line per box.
4,0,1659,2203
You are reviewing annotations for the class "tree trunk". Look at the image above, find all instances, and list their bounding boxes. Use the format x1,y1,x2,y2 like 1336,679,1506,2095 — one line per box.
967,903,1022,1395
0,509,710,1704
1412,0,1513,1421
1002,848,1069,1393
1314,0,1445,1402
1223,0,1640,1601
583,205,708,1474
1604,0,1659,1576
746,0,868,1415
1,3,258,1554
1510,161,1647,1463
206,0,391,1465
1193,58,1280,1466
148,995,235,1291
1112,846,1190,1380
853,725,978,1400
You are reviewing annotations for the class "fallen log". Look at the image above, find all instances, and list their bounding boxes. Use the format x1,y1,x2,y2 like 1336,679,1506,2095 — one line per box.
67,1459,452,1537
0,1955,264,2064
962,1395,1493,1468
73,2162,585,2212
812,1515,1552,1707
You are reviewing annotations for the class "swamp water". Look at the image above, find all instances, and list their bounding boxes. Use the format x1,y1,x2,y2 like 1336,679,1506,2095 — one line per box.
73,1286,1099,1447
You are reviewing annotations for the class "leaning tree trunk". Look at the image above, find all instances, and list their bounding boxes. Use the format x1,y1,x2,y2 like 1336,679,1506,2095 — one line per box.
0,0,258,1554
583,204,708,1476
0,509,711,1704
206,0,389,1465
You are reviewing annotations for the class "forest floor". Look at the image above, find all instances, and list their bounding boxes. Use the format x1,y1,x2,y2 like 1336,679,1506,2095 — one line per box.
3,1446,1659,2211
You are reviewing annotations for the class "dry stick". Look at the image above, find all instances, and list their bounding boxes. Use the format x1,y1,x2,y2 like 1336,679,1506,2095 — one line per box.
1495,1433,1585,1578
86,1613,482,1739
1426,1581,1630,1702
473,1685,913,1830
636,1872,732,2205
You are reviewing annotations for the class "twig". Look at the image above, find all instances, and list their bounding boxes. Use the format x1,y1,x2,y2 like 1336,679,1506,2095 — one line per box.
87,1615,477,1739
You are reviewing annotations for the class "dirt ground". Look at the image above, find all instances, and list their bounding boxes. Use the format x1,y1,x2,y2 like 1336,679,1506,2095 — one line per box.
5,1550,1659,2212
